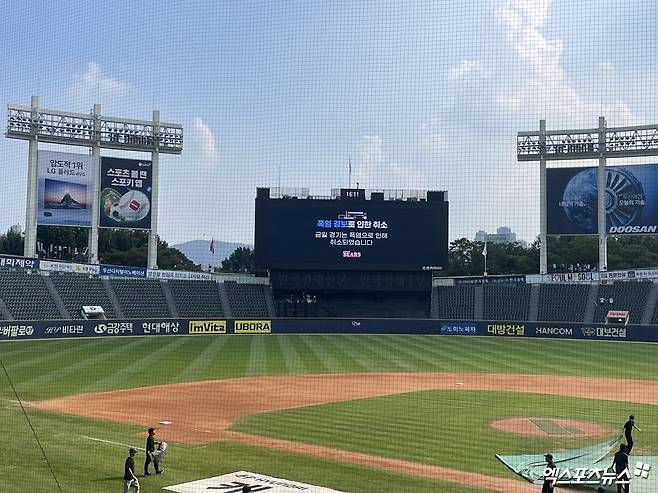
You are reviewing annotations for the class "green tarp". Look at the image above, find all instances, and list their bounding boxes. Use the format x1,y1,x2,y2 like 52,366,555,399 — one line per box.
497,436,657,491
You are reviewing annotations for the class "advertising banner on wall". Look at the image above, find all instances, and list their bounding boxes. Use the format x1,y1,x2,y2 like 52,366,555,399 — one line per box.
37,150,94,227
547,164,658,235
0,254,39,270
99,157,152,229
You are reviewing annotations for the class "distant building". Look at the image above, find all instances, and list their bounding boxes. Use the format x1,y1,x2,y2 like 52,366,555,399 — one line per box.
475,226,526,246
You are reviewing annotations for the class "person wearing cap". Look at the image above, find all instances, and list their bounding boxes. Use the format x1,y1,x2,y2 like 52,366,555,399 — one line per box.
542,453,557,493
144,427,163,475
123,448,140,493
611,443,630,493
623,415,641,454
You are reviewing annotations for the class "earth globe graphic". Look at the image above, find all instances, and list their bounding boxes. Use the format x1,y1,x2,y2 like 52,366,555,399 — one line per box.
561,168,645,232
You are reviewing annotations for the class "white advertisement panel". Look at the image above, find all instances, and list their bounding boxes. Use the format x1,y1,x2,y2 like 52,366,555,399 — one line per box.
164,471,348,493
37,150,94,227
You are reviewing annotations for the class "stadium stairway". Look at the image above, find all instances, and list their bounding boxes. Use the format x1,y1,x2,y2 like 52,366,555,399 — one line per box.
642,282,658,325
0,297,11,320
263,284,276,317
102,278,125,318
161,281,180,318
528,284,540,321
430,285,439,318
583,284,598,323
474,287,484,320
43,275,71,319
217,282,233,317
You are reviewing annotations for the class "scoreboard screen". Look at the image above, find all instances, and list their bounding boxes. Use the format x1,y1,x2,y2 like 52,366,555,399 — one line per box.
255,195,448,271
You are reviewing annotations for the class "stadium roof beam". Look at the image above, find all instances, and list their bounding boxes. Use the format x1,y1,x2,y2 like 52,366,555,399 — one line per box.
518,118,658,275
5,96,183,269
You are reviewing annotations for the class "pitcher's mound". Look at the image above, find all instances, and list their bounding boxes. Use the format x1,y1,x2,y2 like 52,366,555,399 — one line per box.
491,417,610,437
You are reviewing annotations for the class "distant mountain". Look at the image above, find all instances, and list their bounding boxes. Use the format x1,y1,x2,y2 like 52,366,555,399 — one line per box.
173,239,251,269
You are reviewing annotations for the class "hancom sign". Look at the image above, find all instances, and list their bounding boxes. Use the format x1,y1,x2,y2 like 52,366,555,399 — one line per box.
547,164,658,235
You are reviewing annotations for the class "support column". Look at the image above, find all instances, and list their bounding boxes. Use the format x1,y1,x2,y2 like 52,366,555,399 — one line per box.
597,116,608,271
23,95,39,258
88,103,101,264
147,110,160,269
539,119,548,274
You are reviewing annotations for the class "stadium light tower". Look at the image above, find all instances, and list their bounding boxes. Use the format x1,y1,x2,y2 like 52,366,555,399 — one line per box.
518,117,658,274
5,96,183,269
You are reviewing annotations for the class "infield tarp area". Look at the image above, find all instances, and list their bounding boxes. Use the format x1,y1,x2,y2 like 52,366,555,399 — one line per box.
497,436,658,491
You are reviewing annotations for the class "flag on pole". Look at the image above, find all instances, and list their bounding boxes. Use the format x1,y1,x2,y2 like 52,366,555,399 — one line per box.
482,241,488,257
209,238,215,254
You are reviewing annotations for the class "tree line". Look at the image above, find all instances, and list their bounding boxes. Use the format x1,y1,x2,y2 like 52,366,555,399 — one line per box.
1,227,657,275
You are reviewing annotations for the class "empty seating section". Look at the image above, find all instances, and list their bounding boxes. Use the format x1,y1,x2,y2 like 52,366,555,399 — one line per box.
0,270,62,320
483,285,531,321
537,284,590,322
434,286,475,320
2,266,656,324
224,281,270,317
169,280,224,317
50,272,117,319
110,278,171,319
593,282,652,325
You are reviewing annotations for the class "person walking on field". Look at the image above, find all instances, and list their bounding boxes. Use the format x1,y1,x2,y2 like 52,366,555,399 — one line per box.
542,453,557,493
123,448,140,493
144,427,162,475
612,443,630,493
624,415,641,454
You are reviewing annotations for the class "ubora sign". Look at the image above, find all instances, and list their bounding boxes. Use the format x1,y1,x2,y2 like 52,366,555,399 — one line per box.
234,320,272,334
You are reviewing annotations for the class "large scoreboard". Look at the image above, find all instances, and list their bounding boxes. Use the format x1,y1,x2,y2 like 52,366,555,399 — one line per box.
255,189,448,272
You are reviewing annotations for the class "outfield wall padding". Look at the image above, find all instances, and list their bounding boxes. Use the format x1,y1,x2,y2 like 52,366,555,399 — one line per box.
0,318,656,342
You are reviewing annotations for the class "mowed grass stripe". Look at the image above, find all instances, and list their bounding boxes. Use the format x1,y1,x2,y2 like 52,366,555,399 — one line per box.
245,334,269,376
18,337,154,391
339,334,414,372
383,335,472,372
1,338,110,373
297,334,339,372
318,334,378,372
173,334,230,383
82,336,192,392
374,335,445,371
275,335,308,375
313,334,382,373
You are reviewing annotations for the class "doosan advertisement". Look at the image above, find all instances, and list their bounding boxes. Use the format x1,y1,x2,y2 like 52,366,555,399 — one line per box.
99,157,152,229
547,164,658,235
37,150,94,227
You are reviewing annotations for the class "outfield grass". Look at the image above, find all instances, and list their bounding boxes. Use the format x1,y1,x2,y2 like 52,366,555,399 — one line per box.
2,334,658,493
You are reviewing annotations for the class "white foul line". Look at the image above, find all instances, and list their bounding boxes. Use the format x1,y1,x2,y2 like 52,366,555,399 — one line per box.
81,436,145,451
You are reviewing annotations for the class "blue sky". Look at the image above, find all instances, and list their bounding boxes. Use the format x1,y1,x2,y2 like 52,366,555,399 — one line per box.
1,0,657,245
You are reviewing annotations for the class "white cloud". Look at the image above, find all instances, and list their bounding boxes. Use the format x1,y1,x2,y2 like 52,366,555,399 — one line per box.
354,135,384,187
191,117,218,165
448,60,486,80
493,0,637,127
71,62,129,110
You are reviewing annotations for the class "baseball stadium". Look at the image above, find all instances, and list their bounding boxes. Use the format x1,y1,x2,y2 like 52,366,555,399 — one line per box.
2,2,658,493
